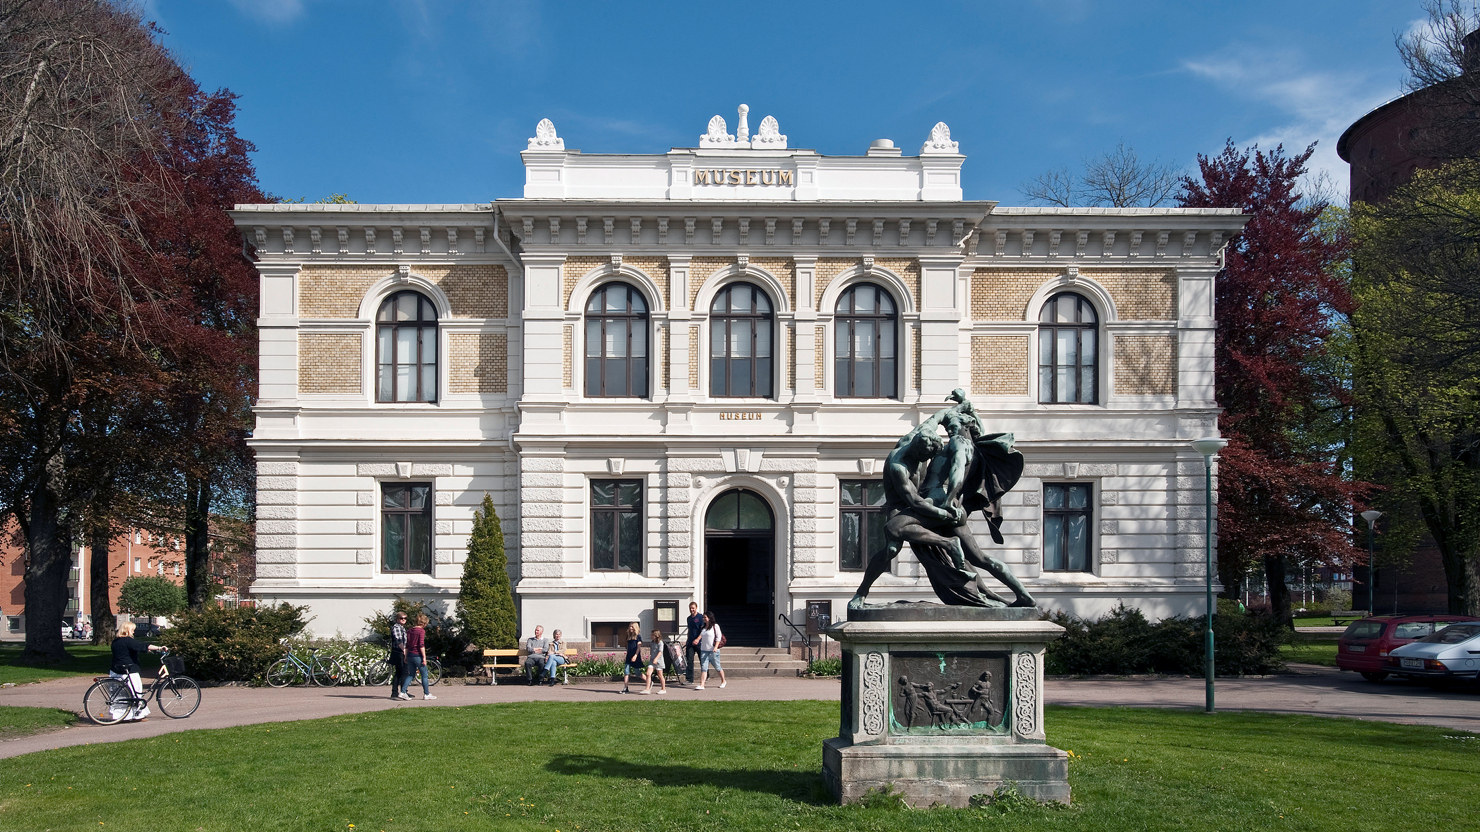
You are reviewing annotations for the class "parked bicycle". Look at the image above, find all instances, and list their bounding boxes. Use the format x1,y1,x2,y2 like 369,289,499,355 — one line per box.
364,652,442,687
83,650,201,725
266,643,348,687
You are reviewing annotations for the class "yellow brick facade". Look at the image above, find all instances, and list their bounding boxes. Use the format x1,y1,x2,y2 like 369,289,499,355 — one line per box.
1083,269,1177,320
1113,333,1177,395
688,257,733,310
814,258,856,307
875,258,921,310
623,256,670,310
688,326,701,389
814,327,827,390
561,257,606,309
562,325,574,388
971,335,1030,396
970,269,1054,320
448,333,508,393
751,257,795,309
299,334,362,394
299,264,508,319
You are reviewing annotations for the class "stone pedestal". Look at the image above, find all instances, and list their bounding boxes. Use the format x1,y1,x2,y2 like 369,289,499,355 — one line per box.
822,606,1069,808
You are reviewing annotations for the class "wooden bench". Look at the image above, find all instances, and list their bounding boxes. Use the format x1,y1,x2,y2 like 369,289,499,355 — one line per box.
478,648,577,685
1331,610,1370,626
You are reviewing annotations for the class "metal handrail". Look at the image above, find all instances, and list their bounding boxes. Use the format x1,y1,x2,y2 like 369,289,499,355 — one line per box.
777,612,813,665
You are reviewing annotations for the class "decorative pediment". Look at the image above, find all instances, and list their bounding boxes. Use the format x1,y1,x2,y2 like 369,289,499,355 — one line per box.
921,121,959,154
700,114,735,148
528,118,564,150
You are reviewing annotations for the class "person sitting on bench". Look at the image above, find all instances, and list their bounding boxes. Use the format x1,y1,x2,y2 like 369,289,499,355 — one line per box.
523,625,549,683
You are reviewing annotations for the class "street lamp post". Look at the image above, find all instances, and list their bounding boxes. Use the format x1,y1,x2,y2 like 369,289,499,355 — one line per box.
1191,437,1229,714
1360,510,1382,615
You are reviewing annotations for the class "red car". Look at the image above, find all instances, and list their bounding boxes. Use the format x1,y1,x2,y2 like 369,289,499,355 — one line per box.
1337,615,1477,682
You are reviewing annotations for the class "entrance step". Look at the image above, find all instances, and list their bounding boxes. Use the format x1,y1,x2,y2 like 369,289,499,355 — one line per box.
694,647,809,678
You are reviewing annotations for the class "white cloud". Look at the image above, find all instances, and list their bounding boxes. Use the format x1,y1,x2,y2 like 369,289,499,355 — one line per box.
228,0,305,25
1182,46,1398,200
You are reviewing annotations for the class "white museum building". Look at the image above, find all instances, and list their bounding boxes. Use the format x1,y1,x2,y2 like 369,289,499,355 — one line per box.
231,108,1245,645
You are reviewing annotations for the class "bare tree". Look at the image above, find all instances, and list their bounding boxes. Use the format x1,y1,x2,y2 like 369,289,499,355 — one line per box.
0,0,193,663
1395,0,1480,160
1019,142,1180,207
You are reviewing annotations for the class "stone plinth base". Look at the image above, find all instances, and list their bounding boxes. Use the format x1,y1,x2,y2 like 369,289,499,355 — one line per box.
822,606,1069,808
824,737,1069,807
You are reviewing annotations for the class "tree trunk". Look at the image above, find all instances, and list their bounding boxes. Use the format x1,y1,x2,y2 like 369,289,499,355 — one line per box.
1263,554,1293,628
184,473,213,610
20,475,73,664
1434,536,1479,616
88,525,115,644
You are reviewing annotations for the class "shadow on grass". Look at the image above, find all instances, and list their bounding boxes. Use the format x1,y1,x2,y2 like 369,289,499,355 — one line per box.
547,753,829,804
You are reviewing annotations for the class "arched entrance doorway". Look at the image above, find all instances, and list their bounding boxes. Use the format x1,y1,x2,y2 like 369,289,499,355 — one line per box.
704,488,774,647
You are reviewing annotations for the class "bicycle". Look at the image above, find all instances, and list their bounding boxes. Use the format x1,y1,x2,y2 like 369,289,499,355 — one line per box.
364,652,441,687
83,651,202,725
266,644,348,687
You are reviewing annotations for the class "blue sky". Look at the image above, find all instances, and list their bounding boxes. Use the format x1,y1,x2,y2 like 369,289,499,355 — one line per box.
145,1,1428,206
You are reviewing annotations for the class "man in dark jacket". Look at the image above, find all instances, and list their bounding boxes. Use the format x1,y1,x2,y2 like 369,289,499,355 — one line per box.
684,601,705,685
389,611,408,700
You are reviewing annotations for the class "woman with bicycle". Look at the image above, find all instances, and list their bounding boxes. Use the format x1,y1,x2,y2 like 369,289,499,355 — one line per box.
110,621,166,721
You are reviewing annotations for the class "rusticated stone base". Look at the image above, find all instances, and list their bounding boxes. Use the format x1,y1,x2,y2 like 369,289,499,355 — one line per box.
823,737,1069,807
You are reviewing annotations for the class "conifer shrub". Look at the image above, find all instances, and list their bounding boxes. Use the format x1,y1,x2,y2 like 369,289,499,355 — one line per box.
456,493,517,651
155,603,308,682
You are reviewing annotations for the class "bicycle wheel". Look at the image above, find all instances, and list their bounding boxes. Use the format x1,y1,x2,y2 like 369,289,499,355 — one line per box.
156,676,201,719
266,658,306,687
427,658,442,686
365,659,393,686
83,678,129,725
311,658,345,687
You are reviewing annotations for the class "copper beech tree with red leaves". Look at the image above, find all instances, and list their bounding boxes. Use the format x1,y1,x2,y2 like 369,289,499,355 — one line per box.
1180,141,1370,625
0,0,263,662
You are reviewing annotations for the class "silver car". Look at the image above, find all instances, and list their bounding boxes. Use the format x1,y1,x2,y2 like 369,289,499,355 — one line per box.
1386,622,1480,683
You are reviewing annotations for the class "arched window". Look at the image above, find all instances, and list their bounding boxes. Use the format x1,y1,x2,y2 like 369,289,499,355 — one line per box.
1038,292,1098,404
834,283,898,399
709,283,774,398
376,291,437,403
584,283,649,398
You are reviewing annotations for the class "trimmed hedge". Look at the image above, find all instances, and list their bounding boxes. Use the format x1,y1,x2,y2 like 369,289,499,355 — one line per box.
156,603,308,682
1046,602,1286,677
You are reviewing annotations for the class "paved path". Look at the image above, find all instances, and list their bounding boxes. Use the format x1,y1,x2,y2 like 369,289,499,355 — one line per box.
2,664,1475,760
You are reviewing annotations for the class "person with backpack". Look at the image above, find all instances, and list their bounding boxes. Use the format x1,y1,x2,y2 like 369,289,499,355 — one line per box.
388,610,409,700
694,611,727,690
640,628,668,695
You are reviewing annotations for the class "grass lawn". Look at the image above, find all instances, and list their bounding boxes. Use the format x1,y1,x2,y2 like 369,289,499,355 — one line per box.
1282,630,1341,667
0,705,76,740
0,643,115,686
0,702,1475,832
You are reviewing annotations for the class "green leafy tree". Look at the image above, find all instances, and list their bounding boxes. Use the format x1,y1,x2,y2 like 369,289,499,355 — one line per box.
118,576,188,618
457,494,516,649
1351,160,1480,615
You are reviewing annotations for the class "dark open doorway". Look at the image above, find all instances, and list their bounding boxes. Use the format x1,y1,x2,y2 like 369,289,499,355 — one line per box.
703,488,774,647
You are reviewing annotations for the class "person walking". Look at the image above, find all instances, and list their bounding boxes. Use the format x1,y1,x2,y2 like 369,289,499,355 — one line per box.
109,621,166,721
387,610,409,700
683,601,704,685
694,611,727,690
640,628,668,695
401,613,436,701
620,622,642,694
542,629,567,686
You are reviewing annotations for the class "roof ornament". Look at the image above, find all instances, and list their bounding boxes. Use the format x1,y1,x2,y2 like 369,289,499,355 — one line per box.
700,114,735,148
921,121,959,154
753,115,787,148
528,118,564,150
700,105,787,149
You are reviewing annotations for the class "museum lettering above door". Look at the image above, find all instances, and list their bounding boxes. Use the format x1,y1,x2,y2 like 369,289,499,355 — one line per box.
703,488,775,647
